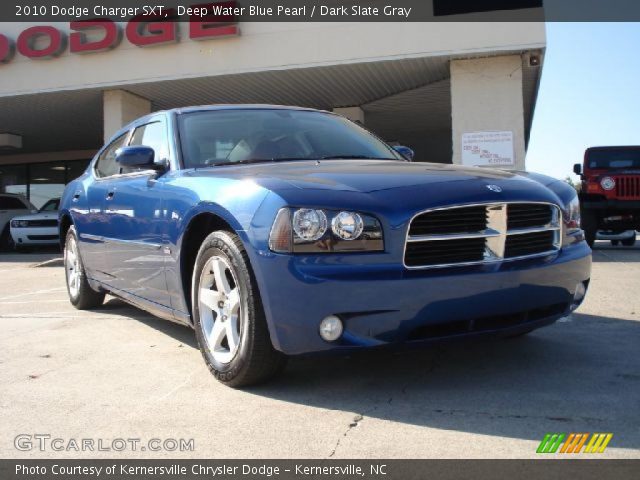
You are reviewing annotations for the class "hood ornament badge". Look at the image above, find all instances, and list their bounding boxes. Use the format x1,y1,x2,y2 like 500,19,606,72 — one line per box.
486,185,502,193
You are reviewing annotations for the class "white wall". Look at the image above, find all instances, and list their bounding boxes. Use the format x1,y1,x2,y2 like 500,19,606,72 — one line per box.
450,55,527,170
103,90,151,141
0,22,545,97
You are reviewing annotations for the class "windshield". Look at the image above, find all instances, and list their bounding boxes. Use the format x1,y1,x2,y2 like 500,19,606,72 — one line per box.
178,109,402,168
588,149,640,169
39,198,60,212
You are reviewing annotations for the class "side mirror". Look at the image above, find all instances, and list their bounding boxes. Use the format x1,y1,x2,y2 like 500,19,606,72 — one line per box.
393,145,415,161
573,163,582,175
115,146,163,170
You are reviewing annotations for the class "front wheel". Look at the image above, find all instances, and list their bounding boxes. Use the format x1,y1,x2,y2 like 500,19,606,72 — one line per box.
611,240,620,246
64,226,105,309
192,231,286,388
621,236,636,247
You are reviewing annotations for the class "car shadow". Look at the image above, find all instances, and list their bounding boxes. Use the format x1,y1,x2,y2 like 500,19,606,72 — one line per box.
106,294,640,449
0,249,62,264
251,313,640,449
99,297,198,347
592,239,640,263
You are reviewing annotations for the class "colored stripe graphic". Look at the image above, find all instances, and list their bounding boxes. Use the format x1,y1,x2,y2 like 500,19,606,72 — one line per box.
537,433,613,454
560,433,578,453
573,433,590,453
536,434,552,453
585,433,614,453
537,433,565,453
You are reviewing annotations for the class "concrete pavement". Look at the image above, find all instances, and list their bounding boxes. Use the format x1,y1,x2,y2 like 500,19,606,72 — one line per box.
0,241,638,459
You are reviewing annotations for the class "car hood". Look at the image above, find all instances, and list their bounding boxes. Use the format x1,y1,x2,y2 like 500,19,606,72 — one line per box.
190,160,549,195
11,211,59,221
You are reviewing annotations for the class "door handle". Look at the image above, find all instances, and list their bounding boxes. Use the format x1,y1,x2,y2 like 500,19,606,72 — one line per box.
72,192,81,202
106,191,115,200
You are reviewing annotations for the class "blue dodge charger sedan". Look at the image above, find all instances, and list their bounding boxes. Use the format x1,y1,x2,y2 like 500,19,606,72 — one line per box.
59,105,591,387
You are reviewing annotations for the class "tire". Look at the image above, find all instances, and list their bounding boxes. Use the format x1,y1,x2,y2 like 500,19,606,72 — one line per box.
506,329,534,339
64,226,105,309
621,236,636,247
192,231,286,388
0,225,15,252
581,208,598,248
611,240,620,246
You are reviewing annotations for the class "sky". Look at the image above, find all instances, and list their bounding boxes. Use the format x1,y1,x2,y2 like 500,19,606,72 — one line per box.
527,22,640,180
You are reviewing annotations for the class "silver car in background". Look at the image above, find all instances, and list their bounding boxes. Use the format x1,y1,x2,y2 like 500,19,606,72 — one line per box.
0,193,35,251
10,198,60,251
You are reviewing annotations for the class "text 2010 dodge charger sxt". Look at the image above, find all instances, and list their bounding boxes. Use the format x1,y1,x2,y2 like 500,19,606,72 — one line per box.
59,106,591,387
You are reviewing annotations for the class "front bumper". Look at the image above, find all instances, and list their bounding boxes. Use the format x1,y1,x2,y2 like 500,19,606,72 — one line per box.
596,230,636,241
252,242,592,355
582,199,640,210
10,226,59,245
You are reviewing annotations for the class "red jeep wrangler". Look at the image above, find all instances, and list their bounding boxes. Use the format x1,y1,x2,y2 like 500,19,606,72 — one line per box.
574,146,640,247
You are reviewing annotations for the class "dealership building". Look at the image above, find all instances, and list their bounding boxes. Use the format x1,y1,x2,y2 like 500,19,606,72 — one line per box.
0,18,545,208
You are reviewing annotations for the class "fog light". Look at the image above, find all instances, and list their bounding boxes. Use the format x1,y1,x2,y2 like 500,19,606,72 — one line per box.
319,315,343,342
571,282,587,310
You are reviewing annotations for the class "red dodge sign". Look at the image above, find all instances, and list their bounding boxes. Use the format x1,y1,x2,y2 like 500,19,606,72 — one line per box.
0,2,239,64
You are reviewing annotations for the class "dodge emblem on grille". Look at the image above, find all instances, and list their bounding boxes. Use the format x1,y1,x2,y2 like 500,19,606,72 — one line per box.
486,185,502,193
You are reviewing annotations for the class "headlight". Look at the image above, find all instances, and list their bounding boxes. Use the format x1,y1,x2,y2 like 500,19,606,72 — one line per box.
563,195,582,247
331,211,364,240
269,208,384,253
566,195,581,231
600,176,615,191
11,220,29,228
292,209,327,241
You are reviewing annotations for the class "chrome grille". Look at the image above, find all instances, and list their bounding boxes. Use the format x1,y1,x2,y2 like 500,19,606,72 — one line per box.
507,204,552,229
615,176,640,199
408,205,487,235
404,202,561,269
405,237,486,267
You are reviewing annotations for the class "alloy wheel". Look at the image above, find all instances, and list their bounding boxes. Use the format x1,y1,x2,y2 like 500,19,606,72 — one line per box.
198,256,243,364
65,236,80,298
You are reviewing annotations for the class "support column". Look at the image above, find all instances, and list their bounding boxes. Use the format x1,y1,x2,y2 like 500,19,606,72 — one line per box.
103,90,151,142
333,106,365,124
450,55,526,170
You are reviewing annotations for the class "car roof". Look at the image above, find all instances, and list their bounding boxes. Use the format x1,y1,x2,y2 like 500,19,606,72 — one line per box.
587,145,640,151
172,104,327,115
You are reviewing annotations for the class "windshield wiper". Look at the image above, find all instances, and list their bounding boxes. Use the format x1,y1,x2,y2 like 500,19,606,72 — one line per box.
209,157,328,166
201,156,396,167
204,158,278,167
319,155,396,160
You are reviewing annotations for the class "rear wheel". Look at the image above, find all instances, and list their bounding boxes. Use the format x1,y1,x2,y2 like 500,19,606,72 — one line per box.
64,226,105,309
192,231,286,388
611,240,620,246
581,209,598,248
622,236,636,247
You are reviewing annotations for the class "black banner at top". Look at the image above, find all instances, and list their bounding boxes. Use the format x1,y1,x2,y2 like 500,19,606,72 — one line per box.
1,0,640,22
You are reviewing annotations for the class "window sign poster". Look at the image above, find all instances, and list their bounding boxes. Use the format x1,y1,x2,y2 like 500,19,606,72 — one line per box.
462,131,514,167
